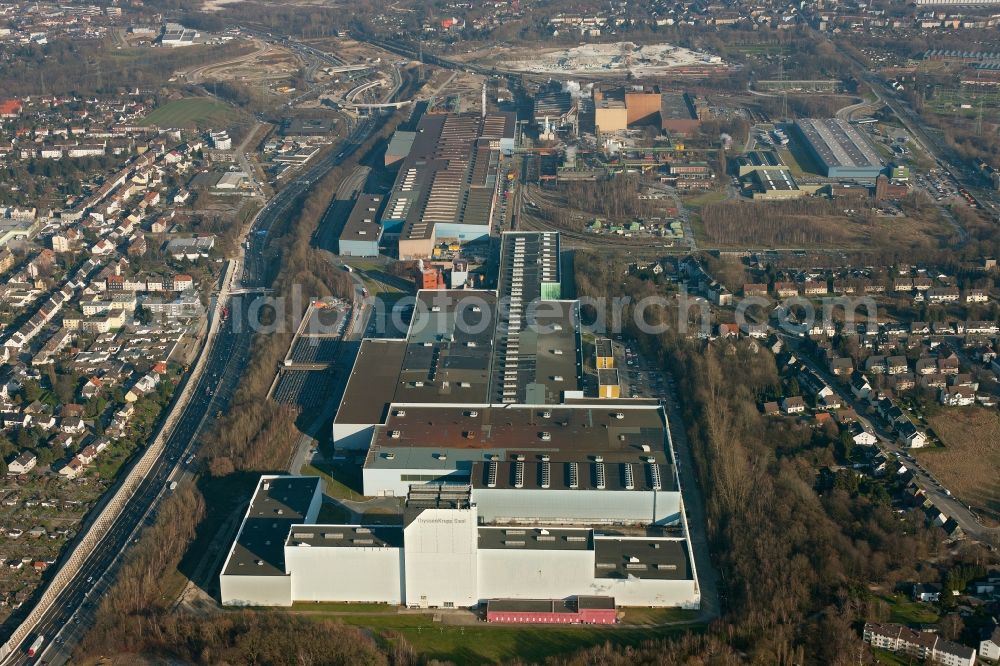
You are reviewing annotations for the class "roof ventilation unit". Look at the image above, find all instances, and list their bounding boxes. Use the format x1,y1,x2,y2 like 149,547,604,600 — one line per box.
649,462,662,490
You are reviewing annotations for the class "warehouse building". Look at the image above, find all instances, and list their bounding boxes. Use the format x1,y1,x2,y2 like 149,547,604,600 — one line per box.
337,194,385,257
659,93,702,135
362,401,677,498
735,150,788,177
387,113,516,259
592,87,705,136
749,168,804,200
222,483,700,610
794,118,885,179
219,475,323,606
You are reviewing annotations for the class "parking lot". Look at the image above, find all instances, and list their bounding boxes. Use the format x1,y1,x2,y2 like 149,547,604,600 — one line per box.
290,338,342,364
616,339,669,400
272,369,339,409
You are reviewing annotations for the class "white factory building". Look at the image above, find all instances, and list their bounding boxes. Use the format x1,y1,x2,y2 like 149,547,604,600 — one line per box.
221,480,700,609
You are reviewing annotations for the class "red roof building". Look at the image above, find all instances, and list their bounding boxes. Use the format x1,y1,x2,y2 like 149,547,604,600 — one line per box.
0,100,23,118
486,597,616,625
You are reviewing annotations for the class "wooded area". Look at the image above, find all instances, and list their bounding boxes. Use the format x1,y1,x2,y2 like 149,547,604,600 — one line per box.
700,199,863,247
0,40,250,97
560,174,654,220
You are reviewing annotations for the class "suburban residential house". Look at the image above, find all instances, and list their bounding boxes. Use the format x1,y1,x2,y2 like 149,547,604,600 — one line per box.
802,280,827,295
888,372,916,392
821,392,843,410
60,416,85,434
851,371,872,400
850,424,878,447
828,357,853,376
965,288,989,303
886,356,909,375
898,421,928,449
927,287,960,303
7,451,37,475
773,282,799,298
59,457,83,479
913,583,942,602
941,386,975,407
781,396,806,414
746,323,768,339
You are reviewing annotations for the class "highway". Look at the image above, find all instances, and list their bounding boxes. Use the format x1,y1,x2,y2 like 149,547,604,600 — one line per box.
1,115,381,666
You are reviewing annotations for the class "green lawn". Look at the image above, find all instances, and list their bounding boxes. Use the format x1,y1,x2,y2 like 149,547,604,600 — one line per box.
319,615,701,664
618,606,699,625
302,462,361,500
679,190,728,210
871,648,914,665
144,97,240,129
880,593,940,625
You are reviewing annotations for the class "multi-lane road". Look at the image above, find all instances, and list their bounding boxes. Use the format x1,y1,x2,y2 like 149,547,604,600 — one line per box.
1,112,381,666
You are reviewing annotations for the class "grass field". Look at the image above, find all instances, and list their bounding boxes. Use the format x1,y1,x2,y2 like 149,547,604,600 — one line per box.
879,593,940,625
871,648,914,665
679,189,729,210
144,97,241,129
302,613,701,663
920,407,1000,524
925,86,1000,123
302,461,362,500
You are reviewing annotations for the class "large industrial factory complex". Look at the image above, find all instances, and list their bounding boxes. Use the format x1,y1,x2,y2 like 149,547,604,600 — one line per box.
339,111,516,260
220,231,702,616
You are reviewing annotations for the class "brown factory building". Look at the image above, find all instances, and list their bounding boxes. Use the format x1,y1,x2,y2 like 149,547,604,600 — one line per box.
625,91,663,125
592,86,706,136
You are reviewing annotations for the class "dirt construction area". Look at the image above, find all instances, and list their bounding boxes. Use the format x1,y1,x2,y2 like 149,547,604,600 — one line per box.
495,41,725,77
921,407,1000,526
177,39,302,84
